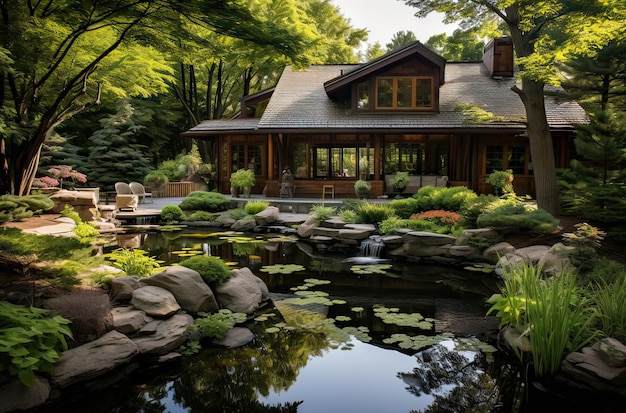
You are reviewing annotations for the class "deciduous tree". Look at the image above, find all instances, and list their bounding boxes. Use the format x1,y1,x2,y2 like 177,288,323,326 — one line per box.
404,0,625,215
0,0,308,196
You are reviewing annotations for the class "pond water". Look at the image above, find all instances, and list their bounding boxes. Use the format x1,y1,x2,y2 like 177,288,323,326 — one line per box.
35,229,597,412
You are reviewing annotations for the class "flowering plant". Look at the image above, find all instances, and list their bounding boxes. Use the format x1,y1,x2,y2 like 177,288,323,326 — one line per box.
410,210,462,226
32,176,60,189
47,165,87,189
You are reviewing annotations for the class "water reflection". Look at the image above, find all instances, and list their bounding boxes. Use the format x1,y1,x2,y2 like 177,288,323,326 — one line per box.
58,230,519,413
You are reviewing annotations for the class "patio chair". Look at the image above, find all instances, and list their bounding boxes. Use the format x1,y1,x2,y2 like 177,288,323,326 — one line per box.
115,182,132,195
129,181,153,203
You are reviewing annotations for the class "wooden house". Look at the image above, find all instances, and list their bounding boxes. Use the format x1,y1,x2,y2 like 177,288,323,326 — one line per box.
183,37,587,198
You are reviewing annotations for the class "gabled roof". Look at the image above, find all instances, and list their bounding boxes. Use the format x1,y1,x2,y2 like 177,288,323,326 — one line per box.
185,59,588,137
323,41,446,96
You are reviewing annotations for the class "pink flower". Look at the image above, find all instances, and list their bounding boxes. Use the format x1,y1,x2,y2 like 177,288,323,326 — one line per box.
33,176,60,188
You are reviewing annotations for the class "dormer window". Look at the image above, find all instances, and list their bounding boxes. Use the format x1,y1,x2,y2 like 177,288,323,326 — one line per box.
375,77,433,110
355,76,434,111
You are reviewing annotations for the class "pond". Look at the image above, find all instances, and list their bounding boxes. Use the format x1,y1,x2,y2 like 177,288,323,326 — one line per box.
34,229,603,412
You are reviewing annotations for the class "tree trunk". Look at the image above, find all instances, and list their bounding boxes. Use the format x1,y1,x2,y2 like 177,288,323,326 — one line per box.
518,78,561,215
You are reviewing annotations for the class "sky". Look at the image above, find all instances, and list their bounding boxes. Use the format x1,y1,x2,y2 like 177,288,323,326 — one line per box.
331,0,459,47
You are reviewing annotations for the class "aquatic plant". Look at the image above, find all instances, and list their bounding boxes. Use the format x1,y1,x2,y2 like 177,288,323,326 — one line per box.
259,264,305,274
350,264,393,275
192,309,246,340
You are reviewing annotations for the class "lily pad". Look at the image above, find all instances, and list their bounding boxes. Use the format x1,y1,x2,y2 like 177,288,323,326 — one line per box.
350,264,393,275
260,264,306,274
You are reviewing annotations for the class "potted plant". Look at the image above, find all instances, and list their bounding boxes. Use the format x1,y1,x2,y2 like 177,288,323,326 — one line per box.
354,180,370,199
144,171,169,196
230,169,255,198
486,169,514,196
392,171,410,198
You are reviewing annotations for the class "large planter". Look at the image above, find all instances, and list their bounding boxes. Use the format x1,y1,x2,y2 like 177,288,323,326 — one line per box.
231,186,239,198
242,187,252,198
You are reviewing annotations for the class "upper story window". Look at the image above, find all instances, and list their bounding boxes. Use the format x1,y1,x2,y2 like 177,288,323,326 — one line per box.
356,77,434,111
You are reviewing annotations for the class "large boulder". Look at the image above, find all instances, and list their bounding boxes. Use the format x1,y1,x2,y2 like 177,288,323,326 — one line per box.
50,330,138,388
296,214,319,238
403,231,457,246
215,267,270,314
142,266,218,313
49,190,99,221
130,286,180,317
111,306,153,334
0,377,50,412
131,314,194,355
483,242,515,264
255,206,280,226
110,276,144,302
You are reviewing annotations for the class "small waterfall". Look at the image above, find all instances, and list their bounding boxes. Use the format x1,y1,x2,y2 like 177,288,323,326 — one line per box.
360,237,384,258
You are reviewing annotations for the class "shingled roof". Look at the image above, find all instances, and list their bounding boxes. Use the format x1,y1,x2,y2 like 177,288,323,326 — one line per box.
185,60,587,136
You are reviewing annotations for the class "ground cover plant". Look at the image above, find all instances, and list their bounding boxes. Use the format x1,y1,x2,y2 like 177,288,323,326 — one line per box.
179,191,229,212
0,194,54,223
0,301,72,386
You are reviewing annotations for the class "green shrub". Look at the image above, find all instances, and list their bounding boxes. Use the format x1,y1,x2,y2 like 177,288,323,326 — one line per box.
311,204,336,223
0,194,54,217
459,194,502,227
179,191,229,212
161,205,186,222
192,309,247,339
339,198,367,212
413,186,477,212
229,208,248,220
179,255,232,285
187,211,216,221
477,204,559,233
245,200,269,215
339,209,361,224
44,289,112,344
389,197,419,219
379,216,438,235
105,248,161,276
60,204,82,225
0,302,72,386
74,222,99,243
356,203,396,224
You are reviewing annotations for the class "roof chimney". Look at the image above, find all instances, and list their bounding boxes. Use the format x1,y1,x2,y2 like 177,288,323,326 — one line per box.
483,37,514,77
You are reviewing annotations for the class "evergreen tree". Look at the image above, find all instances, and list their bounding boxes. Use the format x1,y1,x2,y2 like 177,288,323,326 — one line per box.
560,41,626,112
559,110,626,238
84,101,152,191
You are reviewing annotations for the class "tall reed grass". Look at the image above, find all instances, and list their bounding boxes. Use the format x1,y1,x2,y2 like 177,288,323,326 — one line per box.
593,272,626,342
492,262,597,378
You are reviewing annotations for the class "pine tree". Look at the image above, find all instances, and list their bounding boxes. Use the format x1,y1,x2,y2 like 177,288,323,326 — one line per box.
560,110,626,238
84,101,152,191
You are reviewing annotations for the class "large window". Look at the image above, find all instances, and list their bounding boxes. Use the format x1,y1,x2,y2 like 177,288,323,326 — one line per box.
485,145,530,175
312,146,373,178
384,141,449,176
374,77,433,110
232,144,262,175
